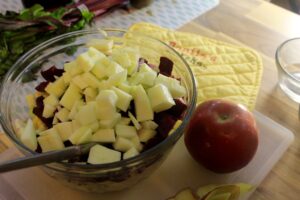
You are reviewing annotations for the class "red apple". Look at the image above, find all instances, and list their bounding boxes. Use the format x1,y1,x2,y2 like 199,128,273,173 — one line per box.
184,99,259,173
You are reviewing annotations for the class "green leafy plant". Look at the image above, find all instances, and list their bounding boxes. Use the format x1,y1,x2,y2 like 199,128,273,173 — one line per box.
0,0,129,80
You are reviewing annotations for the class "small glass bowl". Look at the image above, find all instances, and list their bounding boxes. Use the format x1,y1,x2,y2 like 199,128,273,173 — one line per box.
276,38,300,103
0,29,196,193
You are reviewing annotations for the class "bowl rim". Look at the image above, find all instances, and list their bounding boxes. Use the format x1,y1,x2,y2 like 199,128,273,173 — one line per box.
0,28,197,171
275,37,300,82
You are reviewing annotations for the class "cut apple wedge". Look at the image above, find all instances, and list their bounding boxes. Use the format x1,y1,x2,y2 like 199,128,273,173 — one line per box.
113,136,134,152
45,77,68,98
112,86,132,112
55,108,70,122
115,124,137,138
54,122,73,141
138,128,156,143
131,85,154,122
20,119,37,151
87,144,121,164
169,188,197,200
69,126,93,145
59,84,82,110
123,147,139,159
196,183,253,200
37,130,65,152
98,113,121,129
75,103,97,126
86,39,113,53
147,84,175,113
91,129,116,143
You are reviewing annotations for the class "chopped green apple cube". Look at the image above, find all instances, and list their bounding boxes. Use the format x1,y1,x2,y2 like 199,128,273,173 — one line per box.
43,94,59,107
155,74,186,98
69,126,92,145
105,60,124,77
42,104,56,118
87,47,105,59
128,73,144,85
107,70,127,86
113,137,134,152
20,119,37,150
140,71,157,87
54,122,73,141
71,75,89,90
112,86,132,112
123,147,139,159
77,129,92,144
130,135,143,152
72,119,81,131
112,47,140,75
45,77,67,98
68,99,84,120
39,127,58,136
81,72,101,88
87,144,121,164
83,87,98,99
91,129,116,143
13,119,25,139
37,131,65,152
55,108,70,122
76,52,95,72
138,128,156,142
132,85,154,122
26,94,36,111
86,39,113,53
118,117,131,125
75,103,97,125
111,48,131,69
147,84,175,112
62,72,72,84
98,113,121,128
32,116,47,132
141,120,158,130
96,90,118,120
118,82,132,94
115,124,137,138
64,61,82,76
59,84,82,110
91,60,107,79
86,121,100,132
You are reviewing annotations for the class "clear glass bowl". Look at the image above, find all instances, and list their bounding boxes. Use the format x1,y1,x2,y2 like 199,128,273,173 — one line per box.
0,29,196,193
276,38,300,103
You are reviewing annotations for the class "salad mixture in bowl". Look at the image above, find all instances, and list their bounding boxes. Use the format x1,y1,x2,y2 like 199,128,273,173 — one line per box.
0,29,196,193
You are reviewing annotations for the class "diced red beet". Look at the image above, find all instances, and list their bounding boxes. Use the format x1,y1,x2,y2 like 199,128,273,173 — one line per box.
154,112,177,138
36,144,42,153
35,96,44,108
63,140,73,147
142,134,164,152
167,98,188,119
35,81,49,92
32,107,53,128
41,66,64,82
159,57,173,77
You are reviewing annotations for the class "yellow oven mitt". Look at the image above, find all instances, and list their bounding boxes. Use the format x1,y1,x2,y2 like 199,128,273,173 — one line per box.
128,22,263,111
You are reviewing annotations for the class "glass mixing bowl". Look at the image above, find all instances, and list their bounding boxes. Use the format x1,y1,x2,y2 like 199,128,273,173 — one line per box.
0,29,196,193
